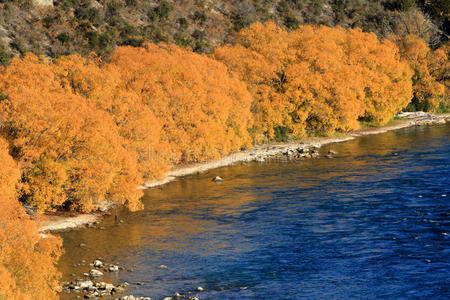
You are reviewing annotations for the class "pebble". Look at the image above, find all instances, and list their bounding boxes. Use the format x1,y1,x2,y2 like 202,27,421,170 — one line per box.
197,286,204,292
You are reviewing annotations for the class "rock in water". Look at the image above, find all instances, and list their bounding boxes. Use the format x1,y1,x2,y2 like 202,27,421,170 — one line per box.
109,265,119,272
89,269,104,278
212,176,223,182
197,286,204,292
156,264,168,269
93,259,103,268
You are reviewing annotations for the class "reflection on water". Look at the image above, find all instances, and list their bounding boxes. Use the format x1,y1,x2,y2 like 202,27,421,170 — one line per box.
58,125,450,299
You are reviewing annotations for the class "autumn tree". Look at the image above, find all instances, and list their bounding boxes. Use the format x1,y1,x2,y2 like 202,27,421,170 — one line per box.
0,137,62,300
213,21,294,141
214,22,413,140
0,54,143,212
394,34,448,112
109,43,254,164
51,54,169,181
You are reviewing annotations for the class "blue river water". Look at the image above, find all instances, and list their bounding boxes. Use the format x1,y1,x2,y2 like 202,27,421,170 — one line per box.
58,124,450,299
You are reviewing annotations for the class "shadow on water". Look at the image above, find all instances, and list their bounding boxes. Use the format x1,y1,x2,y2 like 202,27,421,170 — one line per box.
58,125,450,299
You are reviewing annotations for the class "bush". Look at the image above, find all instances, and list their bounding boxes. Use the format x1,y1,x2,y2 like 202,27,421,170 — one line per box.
56,32,71,43
0,43,9,65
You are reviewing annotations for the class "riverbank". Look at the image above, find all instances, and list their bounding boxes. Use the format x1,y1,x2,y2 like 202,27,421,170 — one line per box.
39,112,450,232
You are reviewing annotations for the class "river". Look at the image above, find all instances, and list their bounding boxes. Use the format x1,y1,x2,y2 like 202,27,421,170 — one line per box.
58,124,450,299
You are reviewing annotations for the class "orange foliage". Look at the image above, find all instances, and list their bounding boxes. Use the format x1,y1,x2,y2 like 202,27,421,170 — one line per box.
0,22,442,300
0,24,439,215
0,45,253,212
109,43,253,164
0,137,62,300
214,22,413,139
51,55,168,181
395,35,447,111
0,54,143,212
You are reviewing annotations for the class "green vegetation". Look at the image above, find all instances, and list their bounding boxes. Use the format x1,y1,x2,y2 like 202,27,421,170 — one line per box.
0,0,448,65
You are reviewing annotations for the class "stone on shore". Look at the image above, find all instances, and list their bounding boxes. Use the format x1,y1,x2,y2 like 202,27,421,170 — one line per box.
78,280,93,289
397,111,448,126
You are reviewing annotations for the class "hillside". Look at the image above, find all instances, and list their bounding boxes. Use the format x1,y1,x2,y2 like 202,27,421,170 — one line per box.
0,0,448,63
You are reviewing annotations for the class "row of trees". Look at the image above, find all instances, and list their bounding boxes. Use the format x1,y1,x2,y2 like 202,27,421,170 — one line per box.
0,22,447,214
0,21,447,299
215,22,449,139
0,44,254,213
